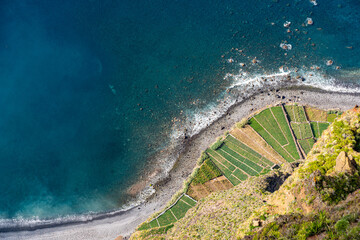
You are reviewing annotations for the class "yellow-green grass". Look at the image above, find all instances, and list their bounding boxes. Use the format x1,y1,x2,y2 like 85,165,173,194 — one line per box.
225,135,274,167
290,122,313,139
170,197,194,219
157,210,176,226
284,105,307,122
304,106,327,122
191,159,222,185
298,138,315,155
206,148,236,172
181,195,196,207
139,195,197,230
207,150,248,186
216,147,260,176
310,122,330,139
220,144,263,172
157,195,196,227
249,107,300,162
327,113,338,122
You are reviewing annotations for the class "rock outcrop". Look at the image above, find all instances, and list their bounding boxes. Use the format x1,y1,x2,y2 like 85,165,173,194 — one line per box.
335,151,357,175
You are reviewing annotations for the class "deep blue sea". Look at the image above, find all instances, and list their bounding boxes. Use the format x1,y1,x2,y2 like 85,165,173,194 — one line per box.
0,0,359,228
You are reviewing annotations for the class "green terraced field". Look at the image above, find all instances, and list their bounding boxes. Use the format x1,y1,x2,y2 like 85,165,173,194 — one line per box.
191,159,222,185
170,196,194,219
327,114,337,122
137,104,335,233
291,122,313,139
319,122,330,135
226,135,274,167
157,210,177,226
284,105,307,122
144,195,197,229
249,107,299,162
233,169,248,181
207,152,246,186
206,149,236,172
207,142,261,185
227,175,241,185
207,153,233,177
298,138,316,155
311,122,330,138
217,148,259,176
220,145,263,172
253,108,288,145
181,195,197,207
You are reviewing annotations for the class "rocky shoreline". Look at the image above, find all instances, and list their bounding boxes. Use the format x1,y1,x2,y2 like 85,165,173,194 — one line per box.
2,87,360,240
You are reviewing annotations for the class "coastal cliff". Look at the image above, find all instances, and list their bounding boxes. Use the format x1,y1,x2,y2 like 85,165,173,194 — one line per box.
131,106,360,239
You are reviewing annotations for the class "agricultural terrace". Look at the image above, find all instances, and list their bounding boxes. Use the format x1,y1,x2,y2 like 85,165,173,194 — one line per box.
187,158,232,200
136,104,335,232
285,105,339,155
311,122,330,139
206,134,275,186
284,105,314,155
138,194,196,230
249,106,300,162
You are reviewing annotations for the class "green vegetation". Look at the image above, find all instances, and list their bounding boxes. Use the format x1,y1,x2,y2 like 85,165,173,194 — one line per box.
216,147,259,176
310,122,330,139
249,107,299,162
180,195,196,207
233,168,249,180
154,195,196,227
249,212,360,240
157,210,176,226
303,116,360,204
133,224,174,239
318,122,330,135
291,122,313,139
226,135,274,167
132,104,341,239
207,148,236,171
327,114,338,122
206,133,274,185
170,197,193,219
236,118,249,128
220,145,263,173
138,194,197,230
254,108,288,145
227,175,241,185
211,138,223,150
191,159,222,185
285,105,307,122
197,151,209,165
298,138,315,155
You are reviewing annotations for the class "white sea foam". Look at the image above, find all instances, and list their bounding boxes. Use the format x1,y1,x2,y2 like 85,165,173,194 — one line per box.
170,67,360,146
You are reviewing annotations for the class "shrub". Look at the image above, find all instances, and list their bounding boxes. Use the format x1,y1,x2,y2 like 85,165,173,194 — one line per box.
197,151,209,165
296,211,328,239
211,139,223,150
335,219,350,234
236,118,249,128
346,226,360,239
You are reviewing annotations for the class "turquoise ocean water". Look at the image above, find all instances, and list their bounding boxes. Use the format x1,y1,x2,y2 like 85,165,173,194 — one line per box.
0,0,359,230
